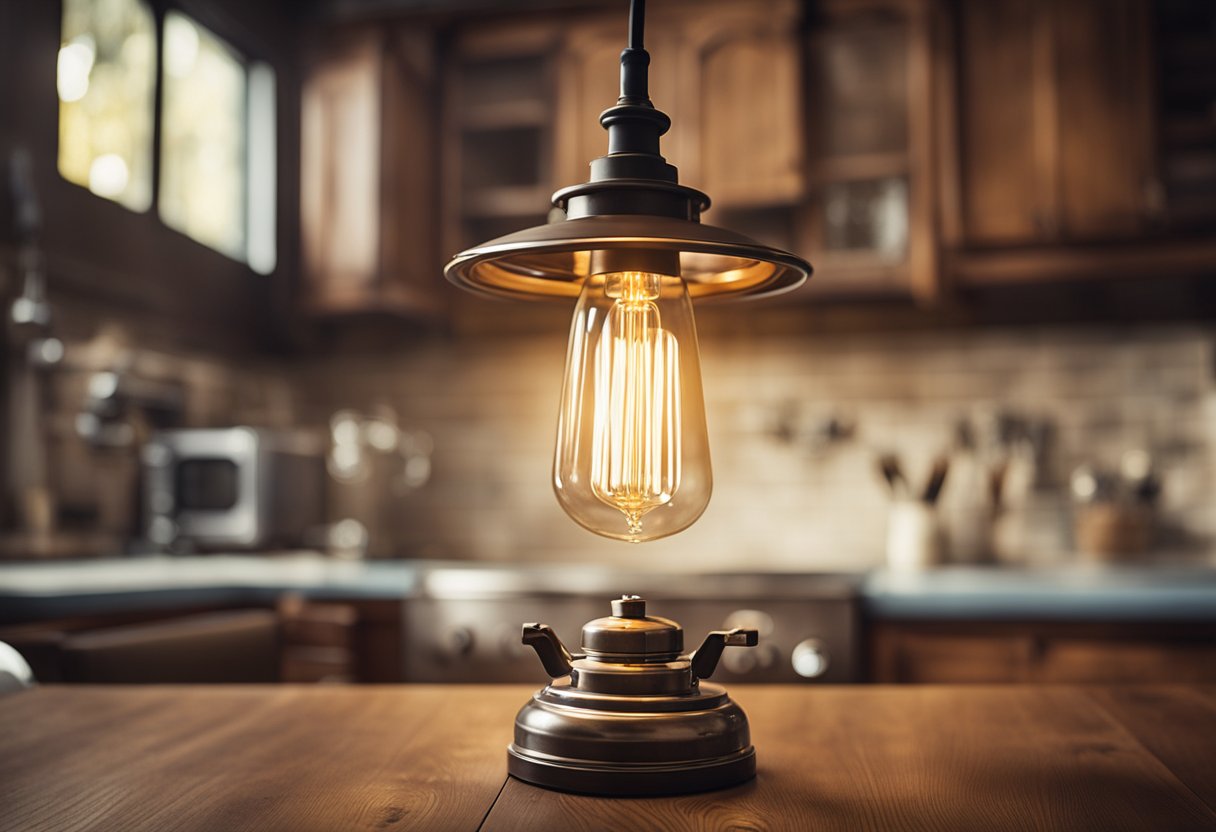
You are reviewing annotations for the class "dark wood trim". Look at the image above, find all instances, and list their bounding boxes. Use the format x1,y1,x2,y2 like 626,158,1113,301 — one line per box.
951,238,1216,286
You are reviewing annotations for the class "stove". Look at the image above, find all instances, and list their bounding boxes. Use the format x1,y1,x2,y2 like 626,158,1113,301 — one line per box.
403,566,861,684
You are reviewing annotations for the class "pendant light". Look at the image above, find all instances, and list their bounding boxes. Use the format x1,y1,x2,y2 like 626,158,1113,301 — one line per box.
444,0,813,543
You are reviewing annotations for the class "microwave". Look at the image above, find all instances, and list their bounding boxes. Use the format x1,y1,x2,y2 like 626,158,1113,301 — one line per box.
142,428,325,551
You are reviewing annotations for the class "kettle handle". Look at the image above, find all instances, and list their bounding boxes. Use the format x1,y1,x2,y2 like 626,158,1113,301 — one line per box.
690,628,759,681
522,623,574,678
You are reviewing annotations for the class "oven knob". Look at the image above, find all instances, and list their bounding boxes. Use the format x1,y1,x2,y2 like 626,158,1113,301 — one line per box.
791,638,830,679
437,626,475,660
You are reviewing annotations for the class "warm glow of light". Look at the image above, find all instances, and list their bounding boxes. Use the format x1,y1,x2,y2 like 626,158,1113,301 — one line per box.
590,272,682,536
57,0,155,212
88,153,129,197
56,39,94,102
554,272,711,543
163,14,199,78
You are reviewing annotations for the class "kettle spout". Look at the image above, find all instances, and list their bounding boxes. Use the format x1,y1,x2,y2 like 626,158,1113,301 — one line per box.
690,628,759,681
522,623,574,678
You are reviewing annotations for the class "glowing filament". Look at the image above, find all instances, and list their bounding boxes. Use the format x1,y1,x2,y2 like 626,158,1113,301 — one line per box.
590,272,682,536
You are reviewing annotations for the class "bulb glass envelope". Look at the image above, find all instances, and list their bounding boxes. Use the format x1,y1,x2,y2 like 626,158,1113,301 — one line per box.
553,272,711,543
443,213,811,303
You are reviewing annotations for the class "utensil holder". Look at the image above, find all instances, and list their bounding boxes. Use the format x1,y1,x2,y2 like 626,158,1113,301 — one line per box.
887,501,942,571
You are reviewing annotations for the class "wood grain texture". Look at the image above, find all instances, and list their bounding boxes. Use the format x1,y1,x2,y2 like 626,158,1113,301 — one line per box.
0,685,519,832
483,686,1216,832
1087,686,1216,812
4,686,1216,832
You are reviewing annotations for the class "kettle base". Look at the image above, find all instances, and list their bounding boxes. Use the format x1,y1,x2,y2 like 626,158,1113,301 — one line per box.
507,745,756,796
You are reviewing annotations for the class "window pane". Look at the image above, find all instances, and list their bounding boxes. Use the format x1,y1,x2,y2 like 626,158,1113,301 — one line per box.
822,177,909,259
159,11,247,260
57,0,156,211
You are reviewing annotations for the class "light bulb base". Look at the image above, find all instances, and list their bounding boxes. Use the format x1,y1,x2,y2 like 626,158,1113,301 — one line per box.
589,248,680,277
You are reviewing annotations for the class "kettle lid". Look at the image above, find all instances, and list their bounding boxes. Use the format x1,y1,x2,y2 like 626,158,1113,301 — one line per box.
580,595,682,657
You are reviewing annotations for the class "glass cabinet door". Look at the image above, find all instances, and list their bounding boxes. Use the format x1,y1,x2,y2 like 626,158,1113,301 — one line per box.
803,1,936,298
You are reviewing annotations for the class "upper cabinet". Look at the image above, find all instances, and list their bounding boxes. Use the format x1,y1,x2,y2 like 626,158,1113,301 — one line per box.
944,0,1216,283
554,0,803,208
304,0,1216,319
800,0,939,299
950,0,1155,247
442,21,561,258
301,26,444,318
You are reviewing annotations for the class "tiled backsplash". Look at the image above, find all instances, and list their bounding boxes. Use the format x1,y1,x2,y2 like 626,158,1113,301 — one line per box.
26,297,294,542
296,319,1216,571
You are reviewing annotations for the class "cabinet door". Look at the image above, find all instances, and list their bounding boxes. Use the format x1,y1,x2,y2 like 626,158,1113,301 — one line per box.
802,0,938,299
956,0,1042,245
301,33,383,308
301,28,443,317
956,0,1154,246
872,631,1034,683
695,6,804,207
1053,0,1155,240
1032,638,1216,684
378,27,443,315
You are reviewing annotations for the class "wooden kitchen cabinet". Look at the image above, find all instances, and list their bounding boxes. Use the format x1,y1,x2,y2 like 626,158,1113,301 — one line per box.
941,0,1216,284
870,620,1216,684
799,0,940,299
554,0,803,208
441,20,561,258
949,0,1155,249
301,26,444,318
277,595,405,683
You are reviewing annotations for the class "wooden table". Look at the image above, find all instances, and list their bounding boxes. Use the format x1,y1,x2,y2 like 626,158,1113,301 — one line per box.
2,685,1215,831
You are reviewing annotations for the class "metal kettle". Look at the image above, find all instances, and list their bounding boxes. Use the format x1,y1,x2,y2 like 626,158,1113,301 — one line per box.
508,595,760,796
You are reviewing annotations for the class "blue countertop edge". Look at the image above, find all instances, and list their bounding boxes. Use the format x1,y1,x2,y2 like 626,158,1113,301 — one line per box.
1,556,1216,624
862,566,1216,621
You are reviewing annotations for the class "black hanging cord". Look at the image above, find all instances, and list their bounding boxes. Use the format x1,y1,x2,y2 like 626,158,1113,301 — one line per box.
619,0,650,104
628,0,645,50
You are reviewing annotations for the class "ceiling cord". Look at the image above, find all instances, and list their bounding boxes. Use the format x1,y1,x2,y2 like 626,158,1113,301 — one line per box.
629,0,645,50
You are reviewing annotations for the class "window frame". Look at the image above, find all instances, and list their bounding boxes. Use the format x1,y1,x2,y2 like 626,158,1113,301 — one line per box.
57,0,276,272
2,0,300,351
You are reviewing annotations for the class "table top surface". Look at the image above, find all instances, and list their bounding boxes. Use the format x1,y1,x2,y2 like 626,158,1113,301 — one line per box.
2,684,1215,832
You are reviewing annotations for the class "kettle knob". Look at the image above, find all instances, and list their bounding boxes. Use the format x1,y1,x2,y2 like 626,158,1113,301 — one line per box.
611,595,647,618
690,628,759,682
521,623,574,678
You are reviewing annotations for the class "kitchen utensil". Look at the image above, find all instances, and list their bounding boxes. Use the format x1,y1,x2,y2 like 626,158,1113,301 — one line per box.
922,456,950,504
511,595,759,796
878,453,908,498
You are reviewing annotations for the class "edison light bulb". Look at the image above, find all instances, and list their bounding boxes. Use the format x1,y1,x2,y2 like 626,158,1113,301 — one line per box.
554,269,711,543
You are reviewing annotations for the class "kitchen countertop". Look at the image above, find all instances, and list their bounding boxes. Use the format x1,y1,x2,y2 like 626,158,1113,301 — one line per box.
2,684,1214,831
864,564,1216,621
1,554,1215,624
0,554,424,622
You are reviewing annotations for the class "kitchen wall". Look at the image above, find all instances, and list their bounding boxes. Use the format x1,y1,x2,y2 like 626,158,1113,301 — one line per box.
295,306,1216,571
6,289,294,548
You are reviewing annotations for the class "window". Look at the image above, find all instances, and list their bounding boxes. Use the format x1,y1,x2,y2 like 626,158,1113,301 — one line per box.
57,0,156,211
56,0,276,274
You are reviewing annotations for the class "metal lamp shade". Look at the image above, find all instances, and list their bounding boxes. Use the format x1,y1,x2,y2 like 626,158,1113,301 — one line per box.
443,214,812,303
